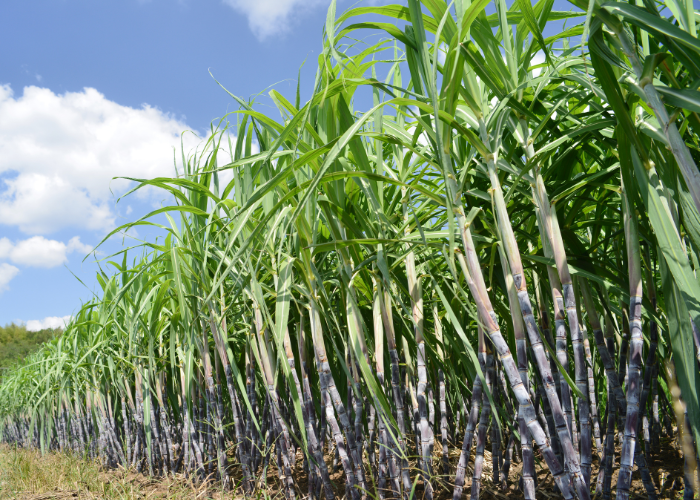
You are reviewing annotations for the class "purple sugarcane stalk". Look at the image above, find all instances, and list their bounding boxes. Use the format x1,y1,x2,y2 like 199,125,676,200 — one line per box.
451,329,484,500
309,300,359,500
471,331,492,500
455,230,575,499
616,187,644,500
499,245,535,498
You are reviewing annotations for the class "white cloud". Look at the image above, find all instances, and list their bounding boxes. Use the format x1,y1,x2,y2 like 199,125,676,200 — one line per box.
222,0,326,40
530,51,546,77
0,236,92,268
0,263,19,292
26,315,71,331
0,84,200,235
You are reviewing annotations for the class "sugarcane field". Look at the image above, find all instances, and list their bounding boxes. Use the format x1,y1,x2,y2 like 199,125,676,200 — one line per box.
1,0,700,499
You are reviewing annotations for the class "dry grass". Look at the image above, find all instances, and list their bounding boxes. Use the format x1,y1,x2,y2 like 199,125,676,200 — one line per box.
0,438,693,500
0,445,228,500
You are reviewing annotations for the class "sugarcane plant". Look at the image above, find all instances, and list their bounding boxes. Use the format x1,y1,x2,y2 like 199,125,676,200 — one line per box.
2,0,700,499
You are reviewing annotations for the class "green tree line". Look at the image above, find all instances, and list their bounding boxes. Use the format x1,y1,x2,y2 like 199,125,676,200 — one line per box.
0,324,60,369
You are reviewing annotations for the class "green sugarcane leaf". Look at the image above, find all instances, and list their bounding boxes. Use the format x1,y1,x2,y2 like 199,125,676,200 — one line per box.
459,40,508,99
660,254,700,459
603,2,700,57
486,10,584,26
461,0,492,38
656,86,700,113
678,176,700,254
274,256,309,455
338,22,416,48
518,0,552,66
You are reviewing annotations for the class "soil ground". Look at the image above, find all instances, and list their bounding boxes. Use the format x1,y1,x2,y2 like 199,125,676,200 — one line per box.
0,434,693,500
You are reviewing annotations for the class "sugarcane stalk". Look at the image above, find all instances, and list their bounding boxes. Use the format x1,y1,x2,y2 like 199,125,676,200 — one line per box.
428,386,435,429
491,362,503,489
199,320,230,487
145,370,168,475
104,392,126,466
515,115,596,492
349,355,364,472
318,204,374,500
501,417,516,484
299,319,334,500
309,297,360,500
400,198,434,499
405,352,421,463
616,184,645,500
135,369,152,474
579,281,628,410
539,204,588,479
471,326,492,500
252,307,296,500
121,394,132,467
451,334,484,500
367,388,377,470
180,361,201,476
431,294,449,478
477,139,587,499
155,374,175,473
413,277,435,499
434,89,575,495
532,267,563,462
498,246,536,499
618,305,630,411
372,275,390,500
598,385,617,499
635,247,661,498
209,307,254,492
455,229,575,499
345,333,369,500
574,276,603,461
652,367,660,451
545,258,574,442
198,372,214,476
378,281,412,498
73,396,85,453
287,323,333,500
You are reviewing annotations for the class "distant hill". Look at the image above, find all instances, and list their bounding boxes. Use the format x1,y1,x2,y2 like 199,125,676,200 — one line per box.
0,324,60,368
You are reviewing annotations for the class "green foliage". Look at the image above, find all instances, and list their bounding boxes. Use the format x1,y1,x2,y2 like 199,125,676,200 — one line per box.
0,0,699,497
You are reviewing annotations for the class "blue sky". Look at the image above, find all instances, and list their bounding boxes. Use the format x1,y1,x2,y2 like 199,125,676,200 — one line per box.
0,0,340,328
0,0,580,329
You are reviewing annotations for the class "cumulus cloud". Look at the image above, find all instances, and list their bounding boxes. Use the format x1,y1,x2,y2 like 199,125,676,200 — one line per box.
0,236,92,268
222,0,326,39
0,263,19,292
0,84,200,235
26,315,71,331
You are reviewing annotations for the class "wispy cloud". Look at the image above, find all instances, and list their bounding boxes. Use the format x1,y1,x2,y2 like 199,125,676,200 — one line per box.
221,0,326,40
0,263,19,293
